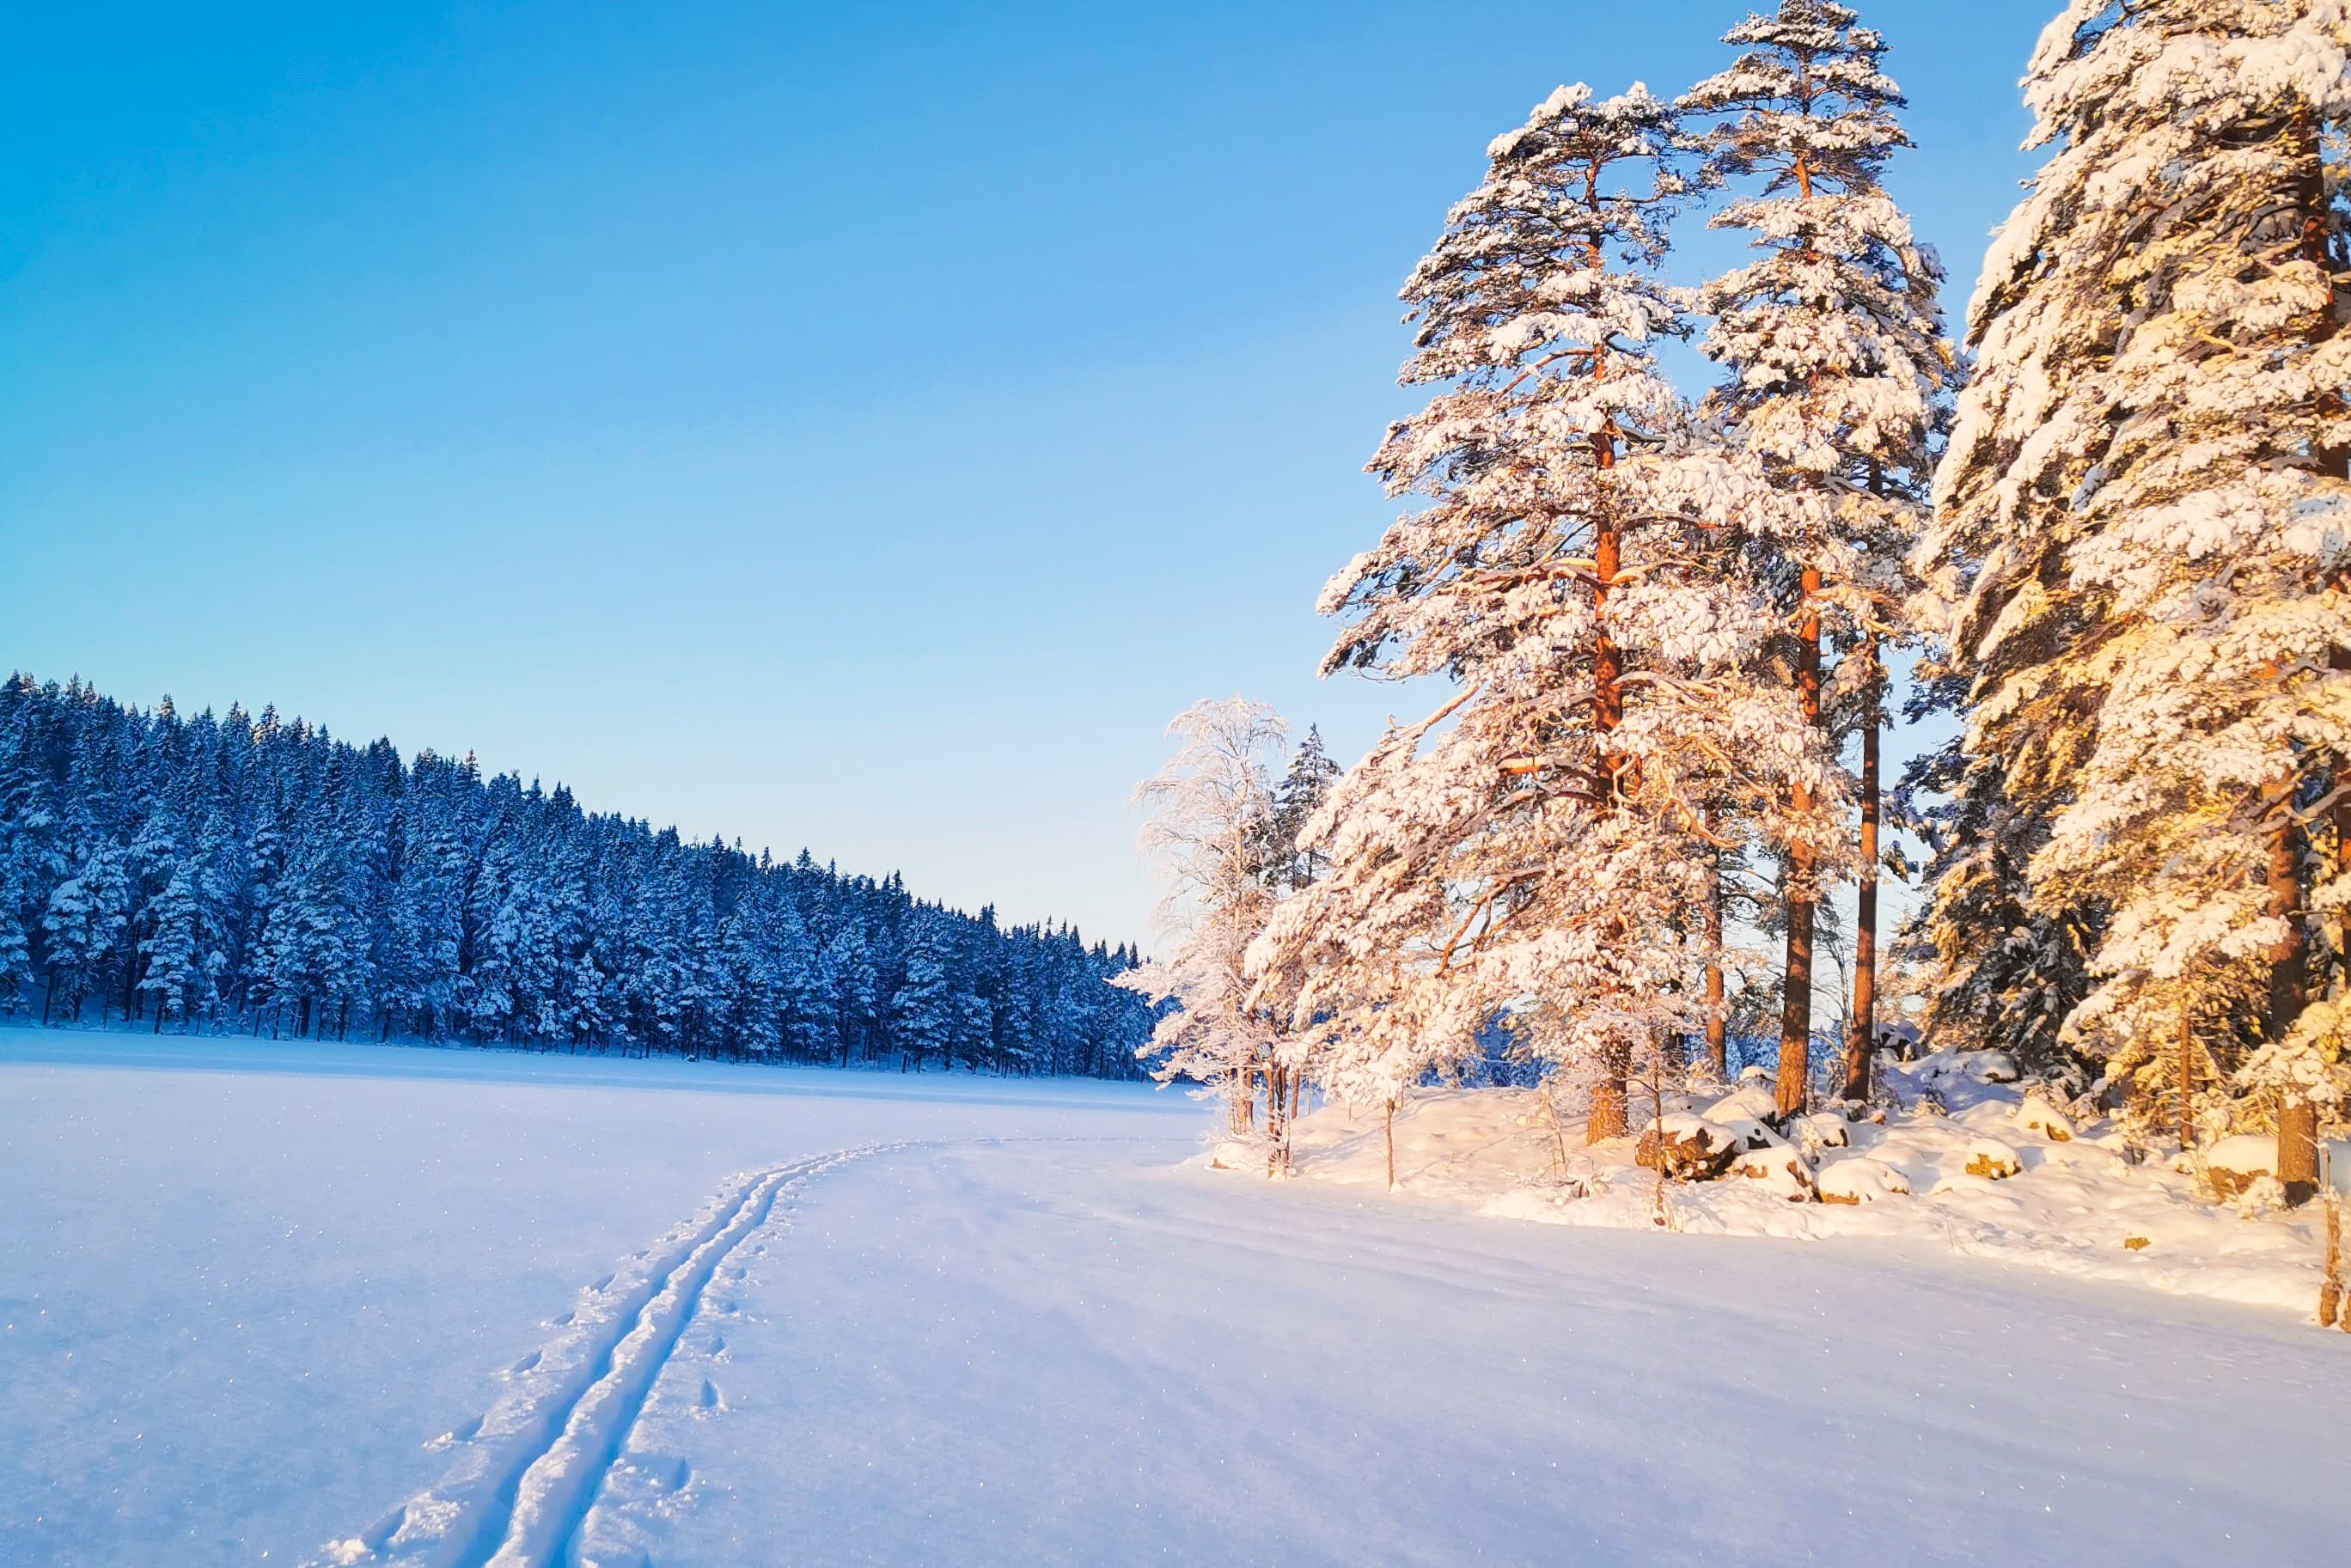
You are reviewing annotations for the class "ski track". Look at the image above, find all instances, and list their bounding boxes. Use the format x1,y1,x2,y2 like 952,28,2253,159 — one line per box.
311,1143,907,1568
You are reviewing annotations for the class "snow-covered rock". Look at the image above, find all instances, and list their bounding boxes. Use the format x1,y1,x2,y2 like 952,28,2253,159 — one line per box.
1703,1081,1779,1124
1960,1137,2024,1181
2201,1134,2276,1200
1791,1111,1851,1152
1731,1145,1815,1202
1911,1048,2020,1089
1636,1113,1741,1181
2204,1134,2275,1175
1817,1156,1912,1205
2013,1093,2077,1143
1696,1083,1787,1151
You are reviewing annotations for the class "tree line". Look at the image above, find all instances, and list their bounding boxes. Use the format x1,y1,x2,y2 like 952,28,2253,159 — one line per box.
1130,0,2350,1202
0,672,1155,1077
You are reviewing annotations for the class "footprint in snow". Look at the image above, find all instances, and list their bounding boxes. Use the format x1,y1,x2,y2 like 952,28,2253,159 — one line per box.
697,1378,723,1412
508,1350,542,1376
592,1272,615,1292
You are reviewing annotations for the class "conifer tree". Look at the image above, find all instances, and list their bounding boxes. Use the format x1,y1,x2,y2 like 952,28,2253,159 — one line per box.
1254,84,1823,1143
0,672,1152,1077
1925,0,2351,1193
137,868,209,1030
892,910,958,1072
1681,0,1953,1113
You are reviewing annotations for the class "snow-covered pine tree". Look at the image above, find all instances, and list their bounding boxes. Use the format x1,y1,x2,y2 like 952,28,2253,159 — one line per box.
137,867,210,1030
891,907,958,1072
1892,656,2097,1072
1247,726,1343,1164
822,920,878,1065
41,844,129,1023
1115,698,1290,1139
1260,726,1342,894
1253,84,1823,1145
0,677,64,1015
0,673,1158,1076
1682,0,1955,1113
1927,0,2351,1195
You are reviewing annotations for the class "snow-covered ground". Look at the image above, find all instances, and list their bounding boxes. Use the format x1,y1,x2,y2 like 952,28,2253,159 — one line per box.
1270,1051,2348,1321
3,1028,2345,1566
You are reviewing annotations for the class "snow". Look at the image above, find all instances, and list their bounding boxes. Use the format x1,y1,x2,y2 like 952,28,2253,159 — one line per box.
2205,1132,2277,1176
1281,1051,2341,1318
4,1027,2347,1566
0,1028,1190,1566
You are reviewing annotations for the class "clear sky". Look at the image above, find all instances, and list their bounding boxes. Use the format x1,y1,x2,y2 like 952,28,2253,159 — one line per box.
1,0,2054,948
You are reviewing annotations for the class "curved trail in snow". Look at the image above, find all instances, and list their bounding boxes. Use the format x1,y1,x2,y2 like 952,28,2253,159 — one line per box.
470,1147,884,1568
313,1144,905,1568
313,1135,1162,1568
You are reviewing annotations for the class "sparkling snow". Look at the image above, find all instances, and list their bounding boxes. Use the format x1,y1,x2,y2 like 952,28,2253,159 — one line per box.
1,1028,2343,1566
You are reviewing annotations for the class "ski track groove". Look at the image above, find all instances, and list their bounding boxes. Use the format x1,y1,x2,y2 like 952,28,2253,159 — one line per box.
313,1134,1154,1568
468,1144,895,1568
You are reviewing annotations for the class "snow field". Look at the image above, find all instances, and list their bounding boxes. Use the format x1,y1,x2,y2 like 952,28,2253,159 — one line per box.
0,1028,1189,1567
4,1028,2347,1566
582,1138,2351,1565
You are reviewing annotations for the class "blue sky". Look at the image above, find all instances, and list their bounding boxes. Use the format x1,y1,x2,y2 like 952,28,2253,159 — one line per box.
1,0,2052,945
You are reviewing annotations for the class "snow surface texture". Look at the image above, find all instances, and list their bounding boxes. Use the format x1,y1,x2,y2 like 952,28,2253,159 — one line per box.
1271,1051,2342,1318
3,1028,2345,1565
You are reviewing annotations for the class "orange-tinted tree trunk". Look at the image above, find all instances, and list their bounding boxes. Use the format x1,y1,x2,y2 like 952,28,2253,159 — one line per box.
1775,565,1822,1119
2269,805,2317,1205
1841,638,1880,1101
1704,825,1727,1080
1587,430,1631,1142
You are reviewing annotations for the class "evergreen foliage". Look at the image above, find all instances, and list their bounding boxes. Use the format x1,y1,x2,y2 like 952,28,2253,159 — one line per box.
0,673,1153,1076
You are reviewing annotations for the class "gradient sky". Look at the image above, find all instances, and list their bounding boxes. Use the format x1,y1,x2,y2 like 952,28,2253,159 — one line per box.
2,0,2053,946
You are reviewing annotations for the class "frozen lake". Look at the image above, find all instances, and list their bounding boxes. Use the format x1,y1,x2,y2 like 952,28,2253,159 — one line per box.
1,1029,2341,1565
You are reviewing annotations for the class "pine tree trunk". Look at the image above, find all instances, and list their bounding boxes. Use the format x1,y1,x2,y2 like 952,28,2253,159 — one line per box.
1704,812,1726,1079
2321,1193,2342,1329
1776,567,1822,1120
1586,1038,1629,1144
2267,803,2318,1205
1842,644,1880,1102
1383,1096,1396,1192
2177,1007,2195,1151
1589,436,1634,1134
1267,1063,1290,1175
